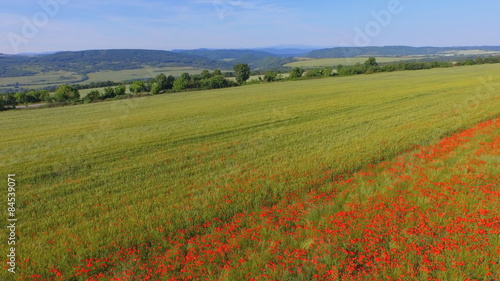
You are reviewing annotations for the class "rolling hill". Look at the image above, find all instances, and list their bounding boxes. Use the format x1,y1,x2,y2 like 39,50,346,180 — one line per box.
173,48,295,70
3,46,500,93
0,49,230,78
172,49,281,60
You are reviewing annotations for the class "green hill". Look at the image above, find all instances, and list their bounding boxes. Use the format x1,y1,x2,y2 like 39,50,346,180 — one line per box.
0,49,230,78
174,49,294,70
173,49,280,60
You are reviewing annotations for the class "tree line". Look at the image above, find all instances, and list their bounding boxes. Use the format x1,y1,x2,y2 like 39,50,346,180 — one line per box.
282,56,500,80
0,66,250,109
335,56,500,76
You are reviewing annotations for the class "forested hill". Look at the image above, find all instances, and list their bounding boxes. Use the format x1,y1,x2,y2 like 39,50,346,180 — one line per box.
0,49,230,77
3,46,500,78
306,46,500,58
173,49,281,60
173,49,295,70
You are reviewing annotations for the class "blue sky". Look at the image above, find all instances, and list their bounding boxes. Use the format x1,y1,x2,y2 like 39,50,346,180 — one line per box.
1,0,499,54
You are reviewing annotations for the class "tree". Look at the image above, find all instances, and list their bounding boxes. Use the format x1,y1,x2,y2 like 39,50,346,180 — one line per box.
154,73,168,91
14,92,28,105
102,87,116,99
305,68,323,77
0,95,5,110
25,92,39,103
42,92,53,102
26,90,41,103
337,64,345,75
200,75,229,89
263,71,278,82
115,85,126,96
213,69,222,76
289,67,304,79
38,90,50,102
364,58,379,74
180,73,191,82
153,73,175,92
54,91,67,102
200,70,212,80
364,57,378,68
322,67,333,77
4,94,18,108
166,75,175,89
130,81,145,94
85,90,101,102
173,78,188,91
65,85,80,101
54,84,80,102
150,83,162,95
233,63,250,84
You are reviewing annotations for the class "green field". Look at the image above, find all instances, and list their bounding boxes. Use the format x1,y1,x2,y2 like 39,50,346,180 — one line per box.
0,71,85,91
1,64,500,279
440,49,500,56
0,67,214,92
285,57,418,68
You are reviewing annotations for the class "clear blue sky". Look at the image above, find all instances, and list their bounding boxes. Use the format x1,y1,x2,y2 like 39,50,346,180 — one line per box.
1,0,499,54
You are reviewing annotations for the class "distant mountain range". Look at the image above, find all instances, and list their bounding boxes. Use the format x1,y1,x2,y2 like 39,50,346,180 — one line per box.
2,46,500,78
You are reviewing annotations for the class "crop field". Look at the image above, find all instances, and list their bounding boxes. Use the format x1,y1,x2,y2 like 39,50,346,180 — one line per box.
84,67,210,84
440,49,500,56
0,71,84,91
0,67,213,92
285,57,416,68
1,64,500,280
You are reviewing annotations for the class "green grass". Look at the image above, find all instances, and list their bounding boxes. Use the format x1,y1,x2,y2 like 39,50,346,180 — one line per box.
285,57,420,68
1,64,499,279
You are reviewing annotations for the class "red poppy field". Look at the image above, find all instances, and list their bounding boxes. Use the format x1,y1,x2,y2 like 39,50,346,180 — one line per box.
41,117,499,280
2,64,499,280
